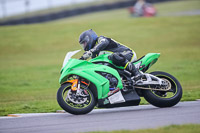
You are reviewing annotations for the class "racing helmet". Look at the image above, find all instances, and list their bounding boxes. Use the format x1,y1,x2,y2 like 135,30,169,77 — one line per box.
79,29,98,51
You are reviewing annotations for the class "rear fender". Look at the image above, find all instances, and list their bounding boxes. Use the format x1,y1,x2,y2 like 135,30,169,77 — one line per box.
134,53,160,72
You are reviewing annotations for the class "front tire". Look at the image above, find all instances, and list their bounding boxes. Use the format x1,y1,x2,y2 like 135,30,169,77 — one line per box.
142,71,182,107
57,83,96,115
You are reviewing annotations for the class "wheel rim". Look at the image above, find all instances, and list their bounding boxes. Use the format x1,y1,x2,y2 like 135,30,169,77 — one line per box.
62,85,92,109
151,75,178,99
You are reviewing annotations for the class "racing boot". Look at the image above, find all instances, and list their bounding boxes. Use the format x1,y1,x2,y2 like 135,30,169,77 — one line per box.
125,62,143,82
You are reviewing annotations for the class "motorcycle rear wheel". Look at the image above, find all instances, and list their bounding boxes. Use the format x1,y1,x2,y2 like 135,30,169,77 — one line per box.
57,83,96,115
142,71,182,107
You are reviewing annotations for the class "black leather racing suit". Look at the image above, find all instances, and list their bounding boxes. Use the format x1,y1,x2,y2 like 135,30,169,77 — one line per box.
90,36,136,68
89,36,141,77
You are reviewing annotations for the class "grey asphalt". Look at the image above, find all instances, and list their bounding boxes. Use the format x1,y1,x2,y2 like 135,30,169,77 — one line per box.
0,101,200,133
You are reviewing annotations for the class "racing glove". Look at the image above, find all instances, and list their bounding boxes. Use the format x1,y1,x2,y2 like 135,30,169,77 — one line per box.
80,50,93,60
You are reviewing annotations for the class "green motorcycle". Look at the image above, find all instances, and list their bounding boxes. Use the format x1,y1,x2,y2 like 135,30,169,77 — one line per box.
57,50,182,115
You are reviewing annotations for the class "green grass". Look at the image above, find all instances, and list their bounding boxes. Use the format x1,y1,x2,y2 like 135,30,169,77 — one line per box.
87,124,200,133
155,0,200,15
0,0,200,116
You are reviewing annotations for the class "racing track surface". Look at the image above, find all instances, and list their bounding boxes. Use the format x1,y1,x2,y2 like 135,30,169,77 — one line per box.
0,101,200,133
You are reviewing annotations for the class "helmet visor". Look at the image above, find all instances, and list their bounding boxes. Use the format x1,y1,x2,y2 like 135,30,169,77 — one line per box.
79,35,90,50
80,41,87,50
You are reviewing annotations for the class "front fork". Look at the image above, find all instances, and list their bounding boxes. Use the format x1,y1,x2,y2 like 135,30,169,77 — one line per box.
65,76,89,96
76,79,82,96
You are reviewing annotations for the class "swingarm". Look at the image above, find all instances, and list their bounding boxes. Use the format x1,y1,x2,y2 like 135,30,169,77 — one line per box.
134,73,171,91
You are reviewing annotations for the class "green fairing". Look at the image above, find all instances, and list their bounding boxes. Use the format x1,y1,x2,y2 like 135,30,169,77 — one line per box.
59,53,160,99
59,58,123,99
89,54,124,69
89,53,160,71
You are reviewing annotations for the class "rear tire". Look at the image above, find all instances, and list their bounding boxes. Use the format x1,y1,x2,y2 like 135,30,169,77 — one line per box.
57,83,96,115
142,71,182,107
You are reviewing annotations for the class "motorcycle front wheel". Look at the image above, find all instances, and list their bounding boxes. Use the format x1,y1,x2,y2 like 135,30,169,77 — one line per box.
57,83,96,115
142,71,182,107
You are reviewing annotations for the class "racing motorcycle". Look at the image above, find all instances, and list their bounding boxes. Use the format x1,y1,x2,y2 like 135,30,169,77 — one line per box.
57,50,182,115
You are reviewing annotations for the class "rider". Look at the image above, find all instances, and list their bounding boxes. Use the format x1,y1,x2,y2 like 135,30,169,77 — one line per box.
79,29,142,81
